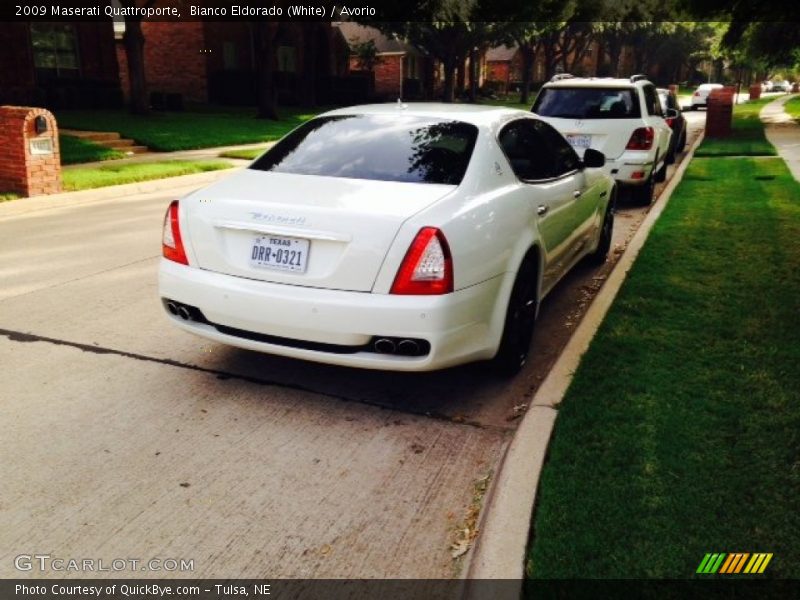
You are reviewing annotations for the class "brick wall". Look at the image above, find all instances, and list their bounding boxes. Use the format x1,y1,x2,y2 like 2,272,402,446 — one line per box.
705,88,735,138
117,22,208,104
486,61,510,90
374,55,403,99
0,106,61,197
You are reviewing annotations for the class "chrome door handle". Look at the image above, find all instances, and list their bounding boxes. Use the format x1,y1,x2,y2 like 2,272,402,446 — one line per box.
573,190,582,198
537,205,548,216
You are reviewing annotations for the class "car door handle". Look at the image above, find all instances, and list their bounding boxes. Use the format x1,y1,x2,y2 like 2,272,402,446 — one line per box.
573,190,582,198
537,205,548,216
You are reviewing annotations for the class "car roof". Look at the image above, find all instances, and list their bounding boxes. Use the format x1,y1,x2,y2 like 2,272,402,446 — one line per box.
542,78,640,89
698,83,723,89
319,103,530,126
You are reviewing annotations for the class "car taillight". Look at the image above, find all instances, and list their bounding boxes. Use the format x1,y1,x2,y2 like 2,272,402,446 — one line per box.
390,227,453,295
693,91,700,96
625,127,654,151
666,117,675,128
162,200,188,265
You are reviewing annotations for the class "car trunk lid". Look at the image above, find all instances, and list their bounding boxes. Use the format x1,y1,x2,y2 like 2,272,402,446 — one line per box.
183,169,456,292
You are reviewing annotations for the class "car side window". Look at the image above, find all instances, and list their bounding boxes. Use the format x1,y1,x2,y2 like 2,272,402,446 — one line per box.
643,85,661,116
498,119,580,181
533,120,580,176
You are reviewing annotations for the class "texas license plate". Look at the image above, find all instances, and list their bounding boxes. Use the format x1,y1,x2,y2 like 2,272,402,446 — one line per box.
566,134,592,149
250,235,309,273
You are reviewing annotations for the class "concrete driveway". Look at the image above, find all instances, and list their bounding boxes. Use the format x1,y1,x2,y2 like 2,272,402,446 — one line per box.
0,111,705,579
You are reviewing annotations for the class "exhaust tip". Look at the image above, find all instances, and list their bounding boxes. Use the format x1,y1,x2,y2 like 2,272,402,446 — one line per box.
177,306,191,321
397,339,420,356
166,301,178,316
373,338,396,354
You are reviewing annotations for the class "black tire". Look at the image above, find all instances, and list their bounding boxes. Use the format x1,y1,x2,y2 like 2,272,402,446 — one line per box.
491,258,539,376
632,161,656,206
677,129,687,152
654,153,667,183
586,195,615,266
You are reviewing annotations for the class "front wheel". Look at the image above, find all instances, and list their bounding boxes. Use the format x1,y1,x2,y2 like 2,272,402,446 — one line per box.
491,260,539,376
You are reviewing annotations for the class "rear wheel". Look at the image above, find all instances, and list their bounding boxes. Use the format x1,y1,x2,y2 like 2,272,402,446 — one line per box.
587,195,615,266
677,129,687,152
492,258,539,376
632,167,656,206
654,153,667,183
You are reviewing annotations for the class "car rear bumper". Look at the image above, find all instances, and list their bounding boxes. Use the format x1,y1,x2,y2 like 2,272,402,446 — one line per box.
158,259,505,371
605,152,655,185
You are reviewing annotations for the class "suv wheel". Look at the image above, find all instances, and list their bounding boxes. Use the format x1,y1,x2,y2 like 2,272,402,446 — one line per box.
632,172,655,206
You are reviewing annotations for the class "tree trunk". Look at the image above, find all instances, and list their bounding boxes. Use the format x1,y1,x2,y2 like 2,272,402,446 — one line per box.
468,47,478,103
254,22,279,120
456,59,465,98
442,58,456,103
519,44,534,105
123,19,148,115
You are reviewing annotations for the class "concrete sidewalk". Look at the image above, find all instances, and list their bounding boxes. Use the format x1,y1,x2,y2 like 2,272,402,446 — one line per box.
761,94,800,181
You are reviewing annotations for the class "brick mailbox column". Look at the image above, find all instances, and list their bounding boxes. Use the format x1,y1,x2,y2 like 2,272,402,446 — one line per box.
793,83,799,93
705,88,735,138
749,84,762,100
0,106,61,197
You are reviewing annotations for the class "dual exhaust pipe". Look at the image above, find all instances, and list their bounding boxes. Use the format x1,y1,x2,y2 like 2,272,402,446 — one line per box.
372,337,428,357
164,299,206,323
166,301,192,321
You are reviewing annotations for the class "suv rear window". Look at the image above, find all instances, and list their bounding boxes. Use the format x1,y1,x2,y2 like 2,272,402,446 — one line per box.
532,87,641,119
250,115,478,185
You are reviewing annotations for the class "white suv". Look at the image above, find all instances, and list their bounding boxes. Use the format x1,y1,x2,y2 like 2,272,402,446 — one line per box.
532,74,674,204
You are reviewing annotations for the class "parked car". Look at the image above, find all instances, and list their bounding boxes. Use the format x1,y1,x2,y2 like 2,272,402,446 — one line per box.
687,83,724,110
657,87,687,161
159,105,616,375
771,80,790,92
532,74,674,205
762,81,774,92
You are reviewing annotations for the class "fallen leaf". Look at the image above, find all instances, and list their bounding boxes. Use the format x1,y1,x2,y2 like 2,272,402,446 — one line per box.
450,540,469,559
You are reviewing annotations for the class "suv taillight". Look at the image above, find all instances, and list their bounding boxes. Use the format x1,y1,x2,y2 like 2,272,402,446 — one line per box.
626,127,654,151
162,200,188,265
390,227,453,295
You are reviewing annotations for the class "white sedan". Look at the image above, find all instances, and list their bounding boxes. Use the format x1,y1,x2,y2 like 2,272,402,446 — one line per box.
159,104,616,374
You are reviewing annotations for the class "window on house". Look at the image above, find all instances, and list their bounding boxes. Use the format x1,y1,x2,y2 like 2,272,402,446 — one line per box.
30,23,80,78
277,46,296,73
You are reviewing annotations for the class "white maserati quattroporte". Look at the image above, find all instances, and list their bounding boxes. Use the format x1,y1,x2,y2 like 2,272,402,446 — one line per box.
159,104,616,374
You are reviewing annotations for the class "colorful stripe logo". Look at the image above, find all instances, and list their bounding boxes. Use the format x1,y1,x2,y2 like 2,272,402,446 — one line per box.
696,553,773,574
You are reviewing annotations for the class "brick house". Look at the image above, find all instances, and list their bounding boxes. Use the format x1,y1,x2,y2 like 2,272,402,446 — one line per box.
116,21,351,107
0,22,122,109
484,45,546,94
335,22,429,100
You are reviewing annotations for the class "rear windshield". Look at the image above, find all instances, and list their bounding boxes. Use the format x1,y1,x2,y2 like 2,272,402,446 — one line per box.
250,115,478,185
533,87,641,119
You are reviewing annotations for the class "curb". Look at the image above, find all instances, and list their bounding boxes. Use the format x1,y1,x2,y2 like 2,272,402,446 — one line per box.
0,167,240,220
465,129,706,586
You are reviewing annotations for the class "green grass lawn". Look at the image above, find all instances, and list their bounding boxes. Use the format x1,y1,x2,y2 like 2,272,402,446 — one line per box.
219,147,268,160
526,154,800,578
784,96,800,122
59,134,125,165
479,95,535,111
56,106,326,152
695,98,777,157
0,192,21,202
62,160,233,191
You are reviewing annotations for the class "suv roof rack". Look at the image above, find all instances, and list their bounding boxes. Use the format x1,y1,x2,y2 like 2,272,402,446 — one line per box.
630,74,648,83
550,73,574,82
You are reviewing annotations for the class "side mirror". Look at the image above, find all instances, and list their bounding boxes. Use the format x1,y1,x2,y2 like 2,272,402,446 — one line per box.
664,108,680,119
582,148,605,169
